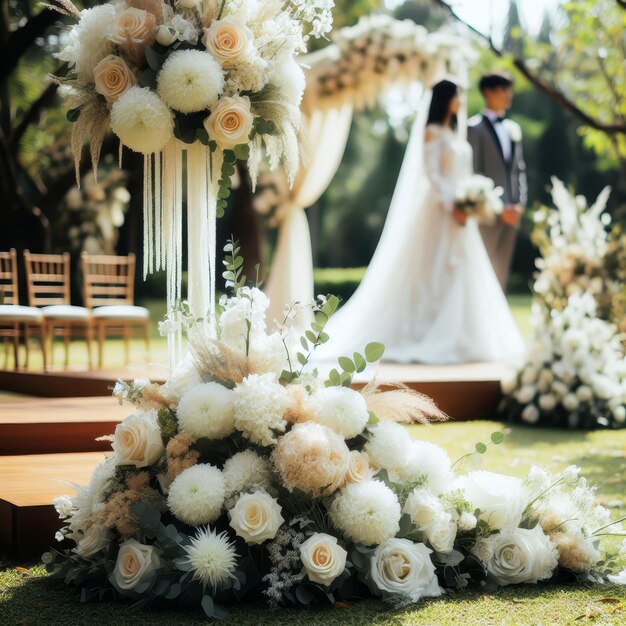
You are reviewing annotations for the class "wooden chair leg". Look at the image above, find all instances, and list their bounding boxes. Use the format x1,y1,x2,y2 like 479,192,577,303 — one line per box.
24,325,31,370
3,336,8,369
48,323,54,370
98,322,105,369
85,323,93,370
12,323,19,371
39,325,48,372
63,325,70,369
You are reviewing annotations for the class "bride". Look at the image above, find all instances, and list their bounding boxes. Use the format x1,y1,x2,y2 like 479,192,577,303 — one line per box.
316,79,524,364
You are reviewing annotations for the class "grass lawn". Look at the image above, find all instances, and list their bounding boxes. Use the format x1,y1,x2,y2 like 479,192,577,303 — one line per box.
2,421,625,625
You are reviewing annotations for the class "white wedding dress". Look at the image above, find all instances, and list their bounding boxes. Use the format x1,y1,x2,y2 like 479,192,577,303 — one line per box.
316,93,525,365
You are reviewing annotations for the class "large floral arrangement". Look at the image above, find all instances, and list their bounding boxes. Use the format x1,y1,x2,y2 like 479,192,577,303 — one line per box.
52,0,334,363
501,178,626,429
56,164,130,255
44,243,626,618
53,0,331,184
301,14,472,113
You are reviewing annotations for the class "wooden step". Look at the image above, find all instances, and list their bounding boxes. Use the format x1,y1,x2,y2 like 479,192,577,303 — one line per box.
0,362,504,420
0,452,109,559
0,397,129,455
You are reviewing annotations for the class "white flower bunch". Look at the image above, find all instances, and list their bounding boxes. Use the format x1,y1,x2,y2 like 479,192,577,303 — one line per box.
454,174,504,223
502,292,626,429
54,0,329,185
47,243,626,617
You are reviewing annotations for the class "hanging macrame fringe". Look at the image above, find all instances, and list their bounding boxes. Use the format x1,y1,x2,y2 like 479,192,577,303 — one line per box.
143,140,222,372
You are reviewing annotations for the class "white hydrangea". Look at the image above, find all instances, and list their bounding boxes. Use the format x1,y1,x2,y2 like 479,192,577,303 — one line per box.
184,527,238,591
55,5,117,83
248,332,289,377
157,50,224,113
177,382,235,440
269,57,306,106
110,87,174,154
403,441,453,495
232,373,290,446
363,421,410,476
167,464,226,525
222,450,272,501
329,480,401,546
219,287,269,353
310,386,369,439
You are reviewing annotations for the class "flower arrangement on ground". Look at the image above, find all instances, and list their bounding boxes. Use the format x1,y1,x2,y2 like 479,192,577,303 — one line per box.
501,178,626,429
44,242,626,618
454,174,503,224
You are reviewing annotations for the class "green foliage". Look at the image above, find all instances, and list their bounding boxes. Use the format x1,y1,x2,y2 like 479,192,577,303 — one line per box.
326,341,385,388
452,431,507,470
157,409,177,440
222,237,246,292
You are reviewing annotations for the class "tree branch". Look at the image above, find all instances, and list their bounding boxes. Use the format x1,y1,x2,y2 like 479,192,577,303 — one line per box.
1,9,59,82
431,0,626,136
9,80,60,148
617,0,626,10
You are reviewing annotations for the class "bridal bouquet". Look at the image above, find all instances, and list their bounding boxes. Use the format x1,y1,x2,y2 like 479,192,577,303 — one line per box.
454,175,503,224
44,243,626,618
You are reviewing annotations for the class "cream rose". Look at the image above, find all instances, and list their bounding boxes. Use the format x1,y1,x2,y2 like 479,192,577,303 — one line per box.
112,538,163,591
344,451,370,485
403,489,444,527
369,538,442,602
477,526,558,586
93,55,137,103
111,8,157,64
113,409,165,468
300,533,347,586
75,524,111,558
229,491,284,544
204,96,253,149
202,17,253,67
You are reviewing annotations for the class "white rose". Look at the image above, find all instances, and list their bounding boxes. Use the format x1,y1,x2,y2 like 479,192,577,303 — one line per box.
369,538,442,602
75,524,111,558
521,404,541,424
403,489,443,527
204,95,253,149
453,471,527,530
478,526,558,585
562,393,579,411
344,450,370,485
155,25,177,46
424,513,457,554
112,539,163,591
299,533,348,586
229,491,284,544
113,409,164,468
576,385,593,402
515,385,536,404
538,394,557,412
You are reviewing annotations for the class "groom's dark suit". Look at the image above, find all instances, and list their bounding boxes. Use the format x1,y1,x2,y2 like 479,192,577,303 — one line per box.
468,112,527,291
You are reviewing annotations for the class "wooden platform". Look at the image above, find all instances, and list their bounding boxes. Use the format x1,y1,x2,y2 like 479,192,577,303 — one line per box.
0,396,129,455
0,452,108,559
0,361,504,420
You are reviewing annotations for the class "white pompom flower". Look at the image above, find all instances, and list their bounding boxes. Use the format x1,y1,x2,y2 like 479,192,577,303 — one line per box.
157,49,224,113
177,382,235,440
183,527,238,591
167,464,225,525
311,386,369,439
330,480,401,546
222,450,272,501
232,373,290,446
110,86,174,154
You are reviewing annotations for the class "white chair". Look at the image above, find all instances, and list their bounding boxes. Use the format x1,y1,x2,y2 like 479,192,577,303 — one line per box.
24,250,92,369
81,252,150,368
0,249,46,369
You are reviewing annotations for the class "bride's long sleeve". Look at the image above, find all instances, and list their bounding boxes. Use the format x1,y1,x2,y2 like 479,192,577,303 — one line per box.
424,137,455,212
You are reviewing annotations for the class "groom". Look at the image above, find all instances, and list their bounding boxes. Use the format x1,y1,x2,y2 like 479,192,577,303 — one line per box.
468,71,527,291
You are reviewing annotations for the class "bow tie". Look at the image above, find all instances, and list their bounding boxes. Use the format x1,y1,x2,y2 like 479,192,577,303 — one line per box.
495,116,506,124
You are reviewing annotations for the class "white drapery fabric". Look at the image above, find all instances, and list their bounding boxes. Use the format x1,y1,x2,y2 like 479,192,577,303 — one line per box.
265,104,353,328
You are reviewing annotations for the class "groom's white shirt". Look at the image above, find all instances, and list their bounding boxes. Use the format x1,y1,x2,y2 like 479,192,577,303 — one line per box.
483,108,512,162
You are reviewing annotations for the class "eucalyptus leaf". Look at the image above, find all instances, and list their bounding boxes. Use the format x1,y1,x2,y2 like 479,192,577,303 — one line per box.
364,342,385,362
